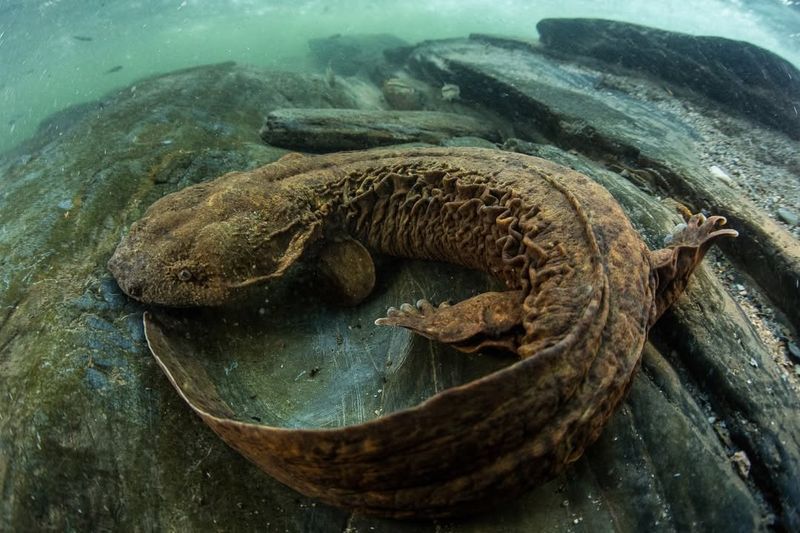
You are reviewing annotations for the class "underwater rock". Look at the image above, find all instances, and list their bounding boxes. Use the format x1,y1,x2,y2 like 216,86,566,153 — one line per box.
308,33,408,76
260,108,501,151
709,165,734,186
788,342,800,363
381,77,426,110
536,18,800,140
0,51,797,531
34,100,104,139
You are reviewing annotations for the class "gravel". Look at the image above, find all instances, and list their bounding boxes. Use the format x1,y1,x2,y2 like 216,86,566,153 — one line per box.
595,71,800,239
709,249,800,394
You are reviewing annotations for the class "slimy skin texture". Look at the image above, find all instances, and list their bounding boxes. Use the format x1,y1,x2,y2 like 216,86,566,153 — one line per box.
109,147,737,518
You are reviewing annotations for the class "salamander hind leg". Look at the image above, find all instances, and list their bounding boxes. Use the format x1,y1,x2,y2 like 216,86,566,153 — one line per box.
375,290,524,355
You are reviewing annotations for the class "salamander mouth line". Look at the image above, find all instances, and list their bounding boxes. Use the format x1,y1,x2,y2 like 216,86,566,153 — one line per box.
225,273,283,290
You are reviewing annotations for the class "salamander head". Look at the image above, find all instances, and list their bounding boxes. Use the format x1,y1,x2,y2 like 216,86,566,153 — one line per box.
108,180,321,307
649,213,738,324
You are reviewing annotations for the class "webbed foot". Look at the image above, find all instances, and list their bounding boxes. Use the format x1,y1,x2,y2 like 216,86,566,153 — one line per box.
375,291,524,355
651,213,738,325
663,213,738,247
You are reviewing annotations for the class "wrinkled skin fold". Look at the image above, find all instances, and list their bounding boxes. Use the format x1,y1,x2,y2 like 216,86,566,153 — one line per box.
109,147,737,518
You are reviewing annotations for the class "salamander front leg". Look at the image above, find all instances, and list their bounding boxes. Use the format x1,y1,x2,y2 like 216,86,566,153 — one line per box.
375,290,524,355
317,236,376,306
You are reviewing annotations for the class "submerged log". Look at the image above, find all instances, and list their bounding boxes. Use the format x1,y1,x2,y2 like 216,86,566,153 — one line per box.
260,108,501,151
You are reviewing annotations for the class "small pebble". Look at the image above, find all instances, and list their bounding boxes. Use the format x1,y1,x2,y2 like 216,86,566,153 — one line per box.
777,207,799,226
787,342,800,363
709,165,733,185
731,450,751,478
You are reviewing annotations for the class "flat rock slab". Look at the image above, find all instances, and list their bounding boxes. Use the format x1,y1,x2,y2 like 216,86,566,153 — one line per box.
260,108,501,151
406,35,699,165
536,18,800,140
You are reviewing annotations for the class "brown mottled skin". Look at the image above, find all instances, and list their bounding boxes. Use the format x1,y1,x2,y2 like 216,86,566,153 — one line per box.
108,147,737,518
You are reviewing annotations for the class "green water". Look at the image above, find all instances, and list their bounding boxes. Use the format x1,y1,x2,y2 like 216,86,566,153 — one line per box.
1,0,799,155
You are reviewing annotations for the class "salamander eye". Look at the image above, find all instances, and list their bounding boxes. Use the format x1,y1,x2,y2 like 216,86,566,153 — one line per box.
177,269,193,282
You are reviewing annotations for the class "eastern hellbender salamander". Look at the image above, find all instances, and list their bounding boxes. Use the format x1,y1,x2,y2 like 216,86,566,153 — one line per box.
108,147,737,518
